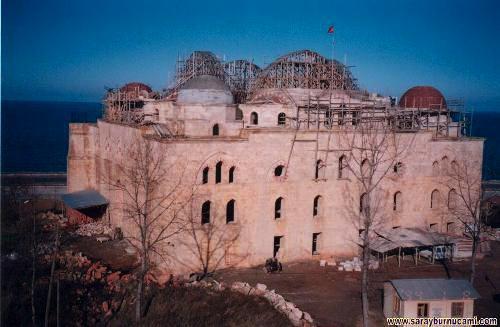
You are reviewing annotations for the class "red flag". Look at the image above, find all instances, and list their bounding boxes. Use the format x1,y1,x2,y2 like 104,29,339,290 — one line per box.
327,25,334,34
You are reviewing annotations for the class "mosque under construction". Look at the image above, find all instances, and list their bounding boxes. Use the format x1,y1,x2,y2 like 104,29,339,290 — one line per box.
66,49,483,274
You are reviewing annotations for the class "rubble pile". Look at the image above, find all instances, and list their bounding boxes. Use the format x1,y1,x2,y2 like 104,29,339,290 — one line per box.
57,250,133,289
75,222,113,237
39,211,69,230
187,279,315,327
40,211,64,221
54,249,136,322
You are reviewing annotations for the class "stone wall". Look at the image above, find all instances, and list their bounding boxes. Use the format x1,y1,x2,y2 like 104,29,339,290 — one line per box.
67,103,484,275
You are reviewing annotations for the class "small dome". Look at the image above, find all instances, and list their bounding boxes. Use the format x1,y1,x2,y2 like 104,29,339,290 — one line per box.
399,86,446,109
120,82,152,93
177,75,233,105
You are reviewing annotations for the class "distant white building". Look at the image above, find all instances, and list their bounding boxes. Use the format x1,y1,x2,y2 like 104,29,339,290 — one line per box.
384,279,480,319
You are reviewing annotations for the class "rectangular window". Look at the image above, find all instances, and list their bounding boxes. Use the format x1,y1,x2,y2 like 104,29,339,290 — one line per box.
312,233,320,255
417,303,428,318
451,302,464,318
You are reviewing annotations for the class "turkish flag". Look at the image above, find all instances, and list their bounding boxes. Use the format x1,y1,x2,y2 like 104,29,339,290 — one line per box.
327,25,334,34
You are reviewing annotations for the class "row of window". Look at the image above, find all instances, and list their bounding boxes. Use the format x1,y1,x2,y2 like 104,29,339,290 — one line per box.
431,189,458,209
359,188,459,214
249,112,287,126
200,188,456,225
432,156,458,177
201,199,236,224
200,158,398,185
274,157,402,180
201,190,456,223
249,111,361,127
202,162,235,184
416,302,464,318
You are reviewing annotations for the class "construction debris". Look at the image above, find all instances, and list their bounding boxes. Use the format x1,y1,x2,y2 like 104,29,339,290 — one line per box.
75,222,113,237
336,257,379,272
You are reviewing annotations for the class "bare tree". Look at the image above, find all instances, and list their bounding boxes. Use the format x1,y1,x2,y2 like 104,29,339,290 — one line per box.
104,138,187,322
182,193,244,276
444,158,486,283
339,114,413,327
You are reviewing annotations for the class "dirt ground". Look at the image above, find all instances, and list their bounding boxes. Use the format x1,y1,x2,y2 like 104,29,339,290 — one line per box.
216,242,500,327
66,237,138,272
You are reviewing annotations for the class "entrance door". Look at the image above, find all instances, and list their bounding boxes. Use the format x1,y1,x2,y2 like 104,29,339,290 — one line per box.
273,236,283,258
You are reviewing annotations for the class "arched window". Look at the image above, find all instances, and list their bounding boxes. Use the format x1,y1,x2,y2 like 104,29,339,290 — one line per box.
361,159,370,178
215,161,222,184
212,124,219,136
313,195,322,217
441,156,449,175
226,199,235,223
277,112,286,126
360,193,368,213
315,160,323,179
432,161,440,177
431,189,440,209
274,165,284,177
338,155,347,178
393,191,402,211
450,160,458,174
228,166,235,183
275,197,283,219
448,189,457,209
201,201,211,224
202,167,209,184
250,112,259,125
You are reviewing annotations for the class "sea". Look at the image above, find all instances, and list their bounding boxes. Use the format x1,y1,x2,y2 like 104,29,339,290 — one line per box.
1,100,499,180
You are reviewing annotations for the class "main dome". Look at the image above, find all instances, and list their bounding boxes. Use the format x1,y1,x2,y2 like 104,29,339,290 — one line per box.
252,49,358,92
399,86,446,109
177,75,233,105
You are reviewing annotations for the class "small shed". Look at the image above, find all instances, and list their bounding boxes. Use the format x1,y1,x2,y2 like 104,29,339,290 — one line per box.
62,189,108,224
384,279,480,318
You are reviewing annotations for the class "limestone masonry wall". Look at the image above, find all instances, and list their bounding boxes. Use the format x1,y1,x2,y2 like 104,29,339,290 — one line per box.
67,99,484,275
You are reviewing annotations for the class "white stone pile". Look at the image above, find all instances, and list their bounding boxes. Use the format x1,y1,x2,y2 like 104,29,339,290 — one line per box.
187,280,315,326
337,257,379,272
231,282,314,327
75,222,113,238
319,259,336,267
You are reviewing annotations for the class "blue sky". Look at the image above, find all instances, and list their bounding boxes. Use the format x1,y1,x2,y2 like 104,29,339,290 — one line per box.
2,0,500,109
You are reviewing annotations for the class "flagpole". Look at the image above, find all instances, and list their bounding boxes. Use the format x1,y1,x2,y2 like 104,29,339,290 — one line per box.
330,29,335,92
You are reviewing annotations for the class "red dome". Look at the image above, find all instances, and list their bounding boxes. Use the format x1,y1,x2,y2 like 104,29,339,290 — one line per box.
119,82,152,93
399,86,446,109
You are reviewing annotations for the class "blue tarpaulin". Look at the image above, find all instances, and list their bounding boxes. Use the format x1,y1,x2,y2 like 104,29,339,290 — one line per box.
62,189,108,210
